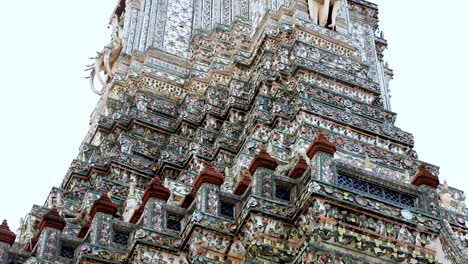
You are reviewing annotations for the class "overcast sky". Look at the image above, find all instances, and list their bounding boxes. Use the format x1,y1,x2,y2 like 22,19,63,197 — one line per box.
0,0,466,231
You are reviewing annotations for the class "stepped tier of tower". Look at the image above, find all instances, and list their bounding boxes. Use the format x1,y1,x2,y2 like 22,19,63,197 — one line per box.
0,1,467,264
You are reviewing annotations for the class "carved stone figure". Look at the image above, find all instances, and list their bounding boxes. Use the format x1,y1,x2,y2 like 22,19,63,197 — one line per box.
122,181,138,222
308,0,342,29
86,15,123,95
439,180,452,209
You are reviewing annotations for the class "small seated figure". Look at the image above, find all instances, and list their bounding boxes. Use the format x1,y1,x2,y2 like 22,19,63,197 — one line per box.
308,0,342,29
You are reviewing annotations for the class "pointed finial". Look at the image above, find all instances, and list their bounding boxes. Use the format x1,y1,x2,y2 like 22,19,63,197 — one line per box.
38,206,66,232
410,164,439,189
248,148,279,174
362,155,372,170
306,131,336,158
193,163,224,189
0,219,17,246
141,176,171,204
90,191,118,218
288,156,309,179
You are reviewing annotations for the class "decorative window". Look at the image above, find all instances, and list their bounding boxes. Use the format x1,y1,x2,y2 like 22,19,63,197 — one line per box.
400,194,417,207
113,231,129,246
166,213,182,232
336,174,416,207
275,183,292,202
60,246,76,259
220,200,235,219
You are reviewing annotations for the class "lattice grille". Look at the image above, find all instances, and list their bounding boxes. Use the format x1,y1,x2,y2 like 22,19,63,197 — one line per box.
113,232,129,246
385,190,400,203
60,246,75,259
400,194,416,207
166,214,182,231
336,173,416,207
337,174,353,187
275,185,292,202
353,179,368,192
369,185,384,197
220,201,235,218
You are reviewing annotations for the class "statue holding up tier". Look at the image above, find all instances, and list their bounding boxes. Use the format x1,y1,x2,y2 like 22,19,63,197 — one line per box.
308,0,342,29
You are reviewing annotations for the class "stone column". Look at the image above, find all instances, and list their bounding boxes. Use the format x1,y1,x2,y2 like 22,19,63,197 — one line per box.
248,148,278,199
35,207,66,262
306,131,336,183
192,164,224,216
136,177,171,231
410,164,440,213
87,192,118,247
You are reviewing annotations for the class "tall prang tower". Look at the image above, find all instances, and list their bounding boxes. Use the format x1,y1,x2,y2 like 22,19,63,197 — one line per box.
1,0,467,263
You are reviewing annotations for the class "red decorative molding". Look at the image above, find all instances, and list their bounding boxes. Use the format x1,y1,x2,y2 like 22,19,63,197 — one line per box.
0,220,16,246
24,206,66,251
233,172,252,195
38,206,66,232
248,148,278,174
181,163,224,208
129,205,144,224
306,131,336,158
77,219,91,239
288,156,308,179
410,164,440,188
180,188,197,209
78,192,117,238
193,163,224,190
129,177,171,224
142,177,171,205
90,192,118,218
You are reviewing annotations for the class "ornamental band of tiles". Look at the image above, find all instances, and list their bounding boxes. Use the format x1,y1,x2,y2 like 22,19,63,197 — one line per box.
1,0,467,263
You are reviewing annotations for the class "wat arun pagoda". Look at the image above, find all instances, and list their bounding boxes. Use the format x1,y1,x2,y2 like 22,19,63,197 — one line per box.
1,0,467,263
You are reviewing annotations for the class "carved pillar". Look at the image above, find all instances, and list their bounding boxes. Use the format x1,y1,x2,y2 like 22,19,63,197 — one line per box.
34,207,66,262
192,164,224,215
306,131,336,183
0,220,16,263
135,177,171,231
248,148,278,198
86,192,118,247
410,165,440,189
410,165,440,213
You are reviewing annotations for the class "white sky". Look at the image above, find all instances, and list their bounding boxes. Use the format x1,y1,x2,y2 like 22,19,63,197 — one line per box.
0,0,467,231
